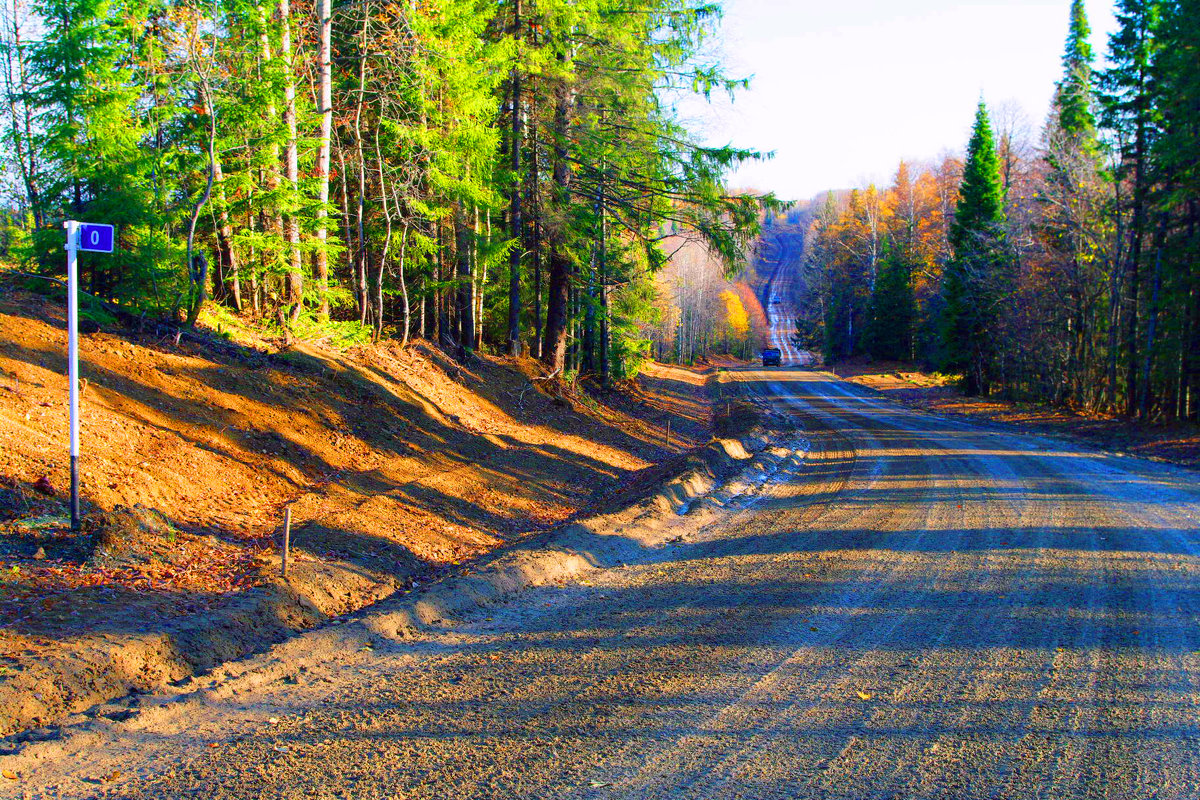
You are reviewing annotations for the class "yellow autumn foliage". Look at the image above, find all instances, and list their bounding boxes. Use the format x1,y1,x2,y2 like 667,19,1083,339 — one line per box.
719,289,750,339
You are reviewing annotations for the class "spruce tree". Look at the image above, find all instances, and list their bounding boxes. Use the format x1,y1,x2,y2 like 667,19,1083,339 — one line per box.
868,237,915,362
29,0,179,308
1098,0,1162,415
940,100,1010,395
1146,0,1200,419
1040,0,1110,408
1056,0,1097,140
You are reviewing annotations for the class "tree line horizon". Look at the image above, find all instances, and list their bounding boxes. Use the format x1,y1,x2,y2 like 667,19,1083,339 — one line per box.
0,0,780,382
795,0,1196,422
2,0,1195,417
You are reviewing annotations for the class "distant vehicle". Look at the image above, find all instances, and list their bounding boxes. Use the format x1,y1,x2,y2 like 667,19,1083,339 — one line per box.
762,348,782,367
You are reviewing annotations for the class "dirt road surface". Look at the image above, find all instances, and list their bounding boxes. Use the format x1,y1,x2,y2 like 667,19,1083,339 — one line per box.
6,314,1200,797
7,363,1198,799
760,233,813,368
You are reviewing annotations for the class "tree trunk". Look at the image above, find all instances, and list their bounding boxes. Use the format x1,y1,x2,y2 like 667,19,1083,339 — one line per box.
213,156,241,311
375,140,392,339
334,143,356,318
258,5,285,319
476,210,488,350
1187,237,1200,421
353,9,369,325
1124,65,1150,417
506,0,523,356
541,74,573,372
185,47,217,328
599,177,610,385
398,223,410,346
280,0,303,324
438,217,451,348
248,199,261,316
582,242,596,374
531,129,543,359
456,201,474,361
1139,227,1163,420
313,0,332,321
1106,173,1126,408
472,209,482,350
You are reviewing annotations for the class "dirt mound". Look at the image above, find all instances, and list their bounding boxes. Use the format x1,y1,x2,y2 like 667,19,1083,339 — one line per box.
88,504,176,564
714,399,765,438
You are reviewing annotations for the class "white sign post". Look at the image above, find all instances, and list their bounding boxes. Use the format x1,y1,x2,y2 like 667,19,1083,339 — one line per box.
63,220,115,531
64,220,81,531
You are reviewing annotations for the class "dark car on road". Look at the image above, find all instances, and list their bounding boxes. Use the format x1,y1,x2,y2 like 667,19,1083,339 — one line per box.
762,348,782,367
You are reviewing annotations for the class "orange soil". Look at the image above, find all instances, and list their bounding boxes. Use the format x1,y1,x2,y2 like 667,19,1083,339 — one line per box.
0,285,715,691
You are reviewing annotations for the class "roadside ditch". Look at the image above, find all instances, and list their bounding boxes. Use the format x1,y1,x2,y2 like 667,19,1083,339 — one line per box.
0,368,806,745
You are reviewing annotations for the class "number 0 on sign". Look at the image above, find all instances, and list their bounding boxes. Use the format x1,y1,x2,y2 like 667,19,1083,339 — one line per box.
78,223,115,253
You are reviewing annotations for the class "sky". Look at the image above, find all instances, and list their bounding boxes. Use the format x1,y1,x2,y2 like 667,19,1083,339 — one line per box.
681,0,1118,202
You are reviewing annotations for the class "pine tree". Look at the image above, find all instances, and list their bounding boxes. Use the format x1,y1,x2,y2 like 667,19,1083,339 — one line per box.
940,100,1010,395
3,0,770,363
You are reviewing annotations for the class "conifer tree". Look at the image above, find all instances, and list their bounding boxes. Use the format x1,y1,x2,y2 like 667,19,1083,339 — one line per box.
940,100,1010,395
1039,0,1113,408
867,238,915,361
1099,0,1161,415
1145,0,1199,419
1056,0,1097,141
1,0,770,367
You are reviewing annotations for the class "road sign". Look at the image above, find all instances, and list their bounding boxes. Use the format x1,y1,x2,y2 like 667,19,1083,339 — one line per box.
78,223,115,253
63,219,116,531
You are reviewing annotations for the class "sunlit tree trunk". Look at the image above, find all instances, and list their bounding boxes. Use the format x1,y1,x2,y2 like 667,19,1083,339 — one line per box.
313,0,332,321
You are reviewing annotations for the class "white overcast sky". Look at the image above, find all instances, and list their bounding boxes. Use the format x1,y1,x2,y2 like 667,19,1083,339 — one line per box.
680,0,1118,201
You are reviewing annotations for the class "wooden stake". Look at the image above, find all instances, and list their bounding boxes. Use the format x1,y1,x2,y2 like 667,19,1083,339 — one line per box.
665,419,671,448
281,506,291,579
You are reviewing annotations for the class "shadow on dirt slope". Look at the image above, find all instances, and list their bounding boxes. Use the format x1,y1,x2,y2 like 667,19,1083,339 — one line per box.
0,285,717,735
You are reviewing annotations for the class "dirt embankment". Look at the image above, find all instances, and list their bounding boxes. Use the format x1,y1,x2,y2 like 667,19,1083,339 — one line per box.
0,286,718,737
833,360,1200,469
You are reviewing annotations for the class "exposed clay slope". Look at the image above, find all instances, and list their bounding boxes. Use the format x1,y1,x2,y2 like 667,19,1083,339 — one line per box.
0,285,714,735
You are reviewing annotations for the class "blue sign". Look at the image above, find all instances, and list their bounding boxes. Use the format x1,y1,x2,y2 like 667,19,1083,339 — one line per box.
78,223,115,253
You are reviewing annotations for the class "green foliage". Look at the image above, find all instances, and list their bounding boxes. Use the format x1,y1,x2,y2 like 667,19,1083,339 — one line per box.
610,265,659,380
291,316,375,350
1056,0,1098,139
0,0,772,392
867,239,915,361
948,103,1006,255
940,100,1011,394
794,0,1198,421
24,0,187,311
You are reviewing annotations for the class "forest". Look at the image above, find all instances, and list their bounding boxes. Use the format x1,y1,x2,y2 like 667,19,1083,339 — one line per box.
0,0,777,381
800,0,1198,422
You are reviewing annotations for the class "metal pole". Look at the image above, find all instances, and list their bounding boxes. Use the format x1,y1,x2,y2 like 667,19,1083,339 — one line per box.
65,220,81,532
281,506,291,579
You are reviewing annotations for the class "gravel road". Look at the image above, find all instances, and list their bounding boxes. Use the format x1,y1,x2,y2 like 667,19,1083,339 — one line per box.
8,357,1200,797
11,363,1200,799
